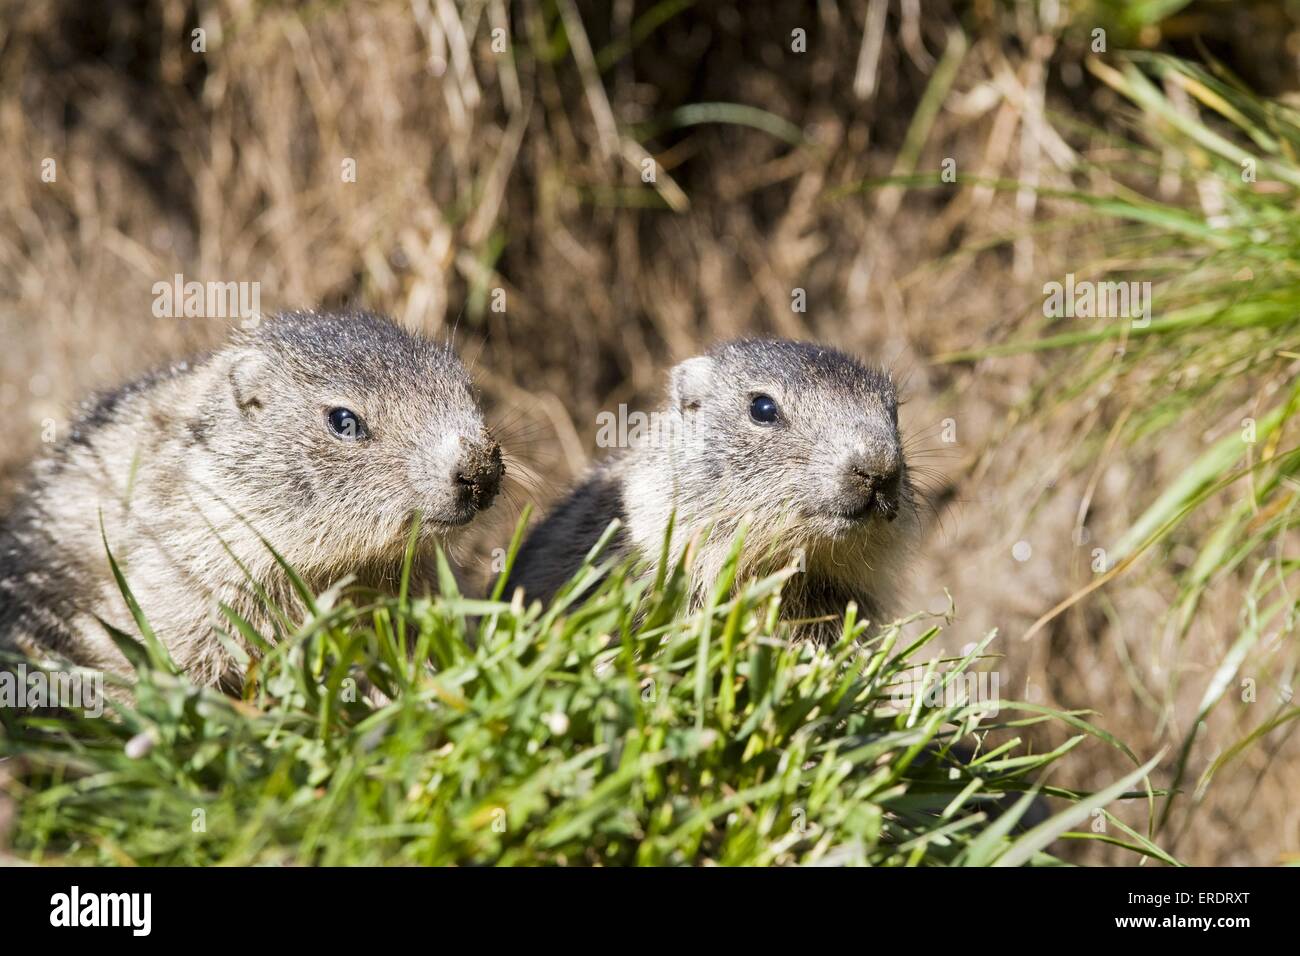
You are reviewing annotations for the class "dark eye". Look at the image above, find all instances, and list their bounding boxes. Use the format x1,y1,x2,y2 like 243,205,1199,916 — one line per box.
749,394,780,425
326,407,367,441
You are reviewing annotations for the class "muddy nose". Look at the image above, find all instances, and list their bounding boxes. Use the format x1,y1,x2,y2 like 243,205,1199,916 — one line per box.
851,463,902,519
850,460,901,493
454,437,504,511
844,442,903,521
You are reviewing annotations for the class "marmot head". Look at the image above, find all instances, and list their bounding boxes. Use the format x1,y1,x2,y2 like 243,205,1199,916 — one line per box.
626,338,917,602
202,311,501,574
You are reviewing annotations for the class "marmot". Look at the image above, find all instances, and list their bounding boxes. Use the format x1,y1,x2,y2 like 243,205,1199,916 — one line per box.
0,310,502,688
507,339,918,638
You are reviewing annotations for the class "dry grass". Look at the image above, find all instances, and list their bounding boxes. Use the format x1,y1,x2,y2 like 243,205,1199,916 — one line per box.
2,0,1298,864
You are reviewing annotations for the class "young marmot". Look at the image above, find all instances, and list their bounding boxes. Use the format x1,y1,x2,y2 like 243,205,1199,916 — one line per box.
0,310,503,687
507,339,918,638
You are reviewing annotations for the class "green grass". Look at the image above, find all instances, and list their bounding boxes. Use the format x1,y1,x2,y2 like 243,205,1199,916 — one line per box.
1,520,1168,866
1044,54,1300,838
913,52,1300,845
1026,55,1300,834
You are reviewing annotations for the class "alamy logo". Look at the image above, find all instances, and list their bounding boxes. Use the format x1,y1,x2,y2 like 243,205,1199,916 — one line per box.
1043,273,1151,327
152,272,261,326
49,886,152,936
890,666,1001,717
0,663,103,717
595,404,697,449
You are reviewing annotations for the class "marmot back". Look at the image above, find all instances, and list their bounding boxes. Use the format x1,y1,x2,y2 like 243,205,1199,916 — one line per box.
508,339,918,638
0,310,502,687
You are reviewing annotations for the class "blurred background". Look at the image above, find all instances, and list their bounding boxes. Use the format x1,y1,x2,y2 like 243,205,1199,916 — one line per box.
2,0,1299,864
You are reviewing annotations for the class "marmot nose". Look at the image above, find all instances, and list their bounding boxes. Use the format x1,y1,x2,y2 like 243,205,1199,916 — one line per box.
851,461,900,490
453,437,504,511
846,449,903,521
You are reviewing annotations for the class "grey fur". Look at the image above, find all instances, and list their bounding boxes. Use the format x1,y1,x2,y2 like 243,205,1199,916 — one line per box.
0,310,501,687
507,339,919,640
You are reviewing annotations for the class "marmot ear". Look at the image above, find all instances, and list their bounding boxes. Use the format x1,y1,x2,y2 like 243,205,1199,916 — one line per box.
669,356,714,413
227,352,267,420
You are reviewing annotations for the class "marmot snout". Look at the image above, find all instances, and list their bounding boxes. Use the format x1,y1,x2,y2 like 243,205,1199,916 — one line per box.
0,310,500,686
508,338,919,639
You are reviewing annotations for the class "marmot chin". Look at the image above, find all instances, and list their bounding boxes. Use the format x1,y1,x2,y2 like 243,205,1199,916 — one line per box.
507,339,918,638
0,310,502,687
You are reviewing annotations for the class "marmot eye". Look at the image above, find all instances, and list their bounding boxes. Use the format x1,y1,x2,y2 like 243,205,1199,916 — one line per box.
749,394,780,425
326,407,367,441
